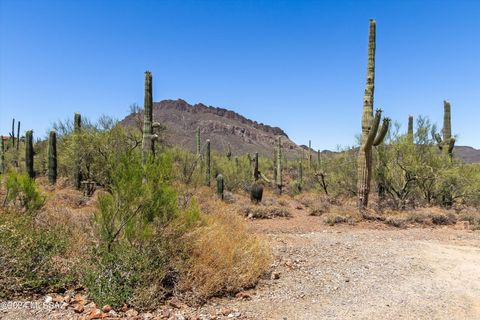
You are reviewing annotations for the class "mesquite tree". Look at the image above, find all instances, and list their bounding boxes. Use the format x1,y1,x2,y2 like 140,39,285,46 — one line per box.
357,19,390,210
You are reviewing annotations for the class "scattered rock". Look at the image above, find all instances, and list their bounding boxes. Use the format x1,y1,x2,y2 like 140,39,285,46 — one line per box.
271,272,281,280
88,308,104,319
101,305,112,313
73,304,84,313
125,309,139,318
169,297,182,309
44,295,53,304
235,291,252,300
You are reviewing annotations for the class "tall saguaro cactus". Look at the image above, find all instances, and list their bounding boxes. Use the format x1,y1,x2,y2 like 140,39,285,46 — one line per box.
253,152,259,181
276,136,283,194
308,140,312,169
48,130,57,185
16,121,21,150
407,115,414,144
357,19,390,210
0,138,5,173
435,100,455,157
142,71,158,163
25,130,34,178
205,139,211,186
196,127,201,155
73,112,82,189
10,119,15,148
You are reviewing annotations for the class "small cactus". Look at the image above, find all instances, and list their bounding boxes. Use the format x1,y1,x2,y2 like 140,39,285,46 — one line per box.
25,130,34,178
73,112,82,189
205,139,211,186
250,182,263,204
216,174,224,199
226,143,232,160
48,130,57,185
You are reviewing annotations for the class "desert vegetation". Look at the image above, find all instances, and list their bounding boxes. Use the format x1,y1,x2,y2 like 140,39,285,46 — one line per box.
1,18,480,319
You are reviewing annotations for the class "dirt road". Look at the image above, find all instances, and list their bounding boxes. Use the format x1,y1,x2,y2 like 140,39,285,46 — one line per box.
2,214,480,320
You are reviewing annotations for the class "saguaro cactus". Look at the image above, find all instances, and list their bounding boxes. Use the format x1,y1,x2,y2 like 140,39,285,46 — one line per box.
25,130,34,178
216,174,224,199
407,115,414,144
308,140,312,169
357,19,390,210
196,127,201,155
16,121,20,150
226,143,232,160
205,139,211,186
0,138,5,173
142,71,159,163
48,130,57,185
276,136,283,194
73,112,82,189
253,152,259,181
435,100,455,157
10,118,15,148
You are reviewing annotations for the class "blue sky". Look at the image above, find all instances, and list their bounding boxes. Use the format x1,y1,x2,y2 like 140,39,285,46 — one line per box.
1,0,479,150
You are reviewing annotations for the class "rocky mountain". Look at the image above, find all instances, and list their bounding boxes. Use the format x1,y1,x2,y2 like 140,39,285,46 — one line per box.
121,99,480,163
122,99,308,158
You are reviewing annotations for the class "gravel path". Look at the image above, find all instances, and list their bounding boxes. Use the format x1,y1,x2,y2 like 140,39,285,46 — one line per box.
2,218,480,319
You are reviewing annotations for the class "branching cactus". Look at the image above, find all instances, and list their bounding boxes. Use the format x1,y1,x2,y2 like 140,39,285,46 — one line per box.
205,139,211,186
216,174,224,199
25,130,34,178
142,71,159,163
273,148,277,183
0,138,5,173
435,100,455,157
407,115,414,144
357,19,390,210
73,112,82,189
48,130,57,185
196,127,201,155
298,158,303,190
276,136,283,194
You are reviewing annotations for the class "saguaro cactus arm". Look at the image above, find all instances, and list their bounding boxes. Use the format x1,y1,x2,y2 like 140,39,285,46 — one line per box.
373,117,390,146
363,109,382,151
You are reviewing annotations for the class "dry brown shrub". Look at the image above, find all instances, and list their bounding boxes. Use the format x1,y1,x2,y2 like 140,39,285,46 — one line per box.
179,211,271,301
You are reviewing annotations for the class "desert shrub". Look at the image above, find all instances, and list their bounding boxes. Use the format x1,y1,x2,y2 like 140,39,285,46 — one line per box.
3,171,44,213
212,154,255,191
0,211,71,298
179,211,271,301
431,213,457,225
316,148,357,197
243,204,291,219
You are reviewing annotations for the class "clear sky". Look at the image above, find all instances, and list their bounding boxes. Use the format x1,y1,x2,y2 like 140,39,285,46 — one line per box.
1,0,479,150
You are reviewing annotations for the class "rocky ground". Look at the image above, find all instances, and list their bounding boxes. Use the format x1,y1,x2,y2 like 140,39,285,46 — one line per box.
2,201,479,320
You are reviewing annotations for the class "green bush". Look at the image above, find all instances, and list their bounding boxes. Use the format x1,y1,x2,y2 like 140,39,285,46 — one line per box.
0,211,71,298
4,171,44,213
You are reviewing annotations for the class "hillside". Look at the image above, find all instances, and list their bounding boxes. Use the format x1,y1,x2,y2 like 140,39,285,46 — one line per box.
121,99,480,163
122,99,309,158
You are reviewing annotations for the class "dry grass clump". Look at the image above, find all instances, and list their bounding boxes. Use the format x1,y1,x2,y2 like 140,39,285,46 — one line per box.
243,204,291,219
180,211,271,301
